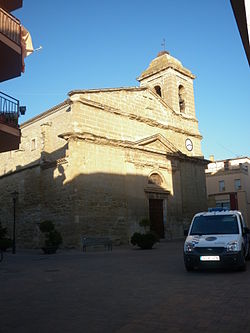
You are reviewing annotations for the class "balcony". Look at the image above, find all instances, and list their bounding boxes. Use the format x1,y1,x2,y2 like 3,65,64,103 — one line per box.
0,92,21,153
0,7,22,82
0,0,22,13
0,0,23,12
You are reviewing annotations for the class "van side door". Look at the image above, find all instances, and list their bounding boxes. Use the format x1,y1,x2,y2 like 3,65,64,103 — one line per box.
239,214,249,256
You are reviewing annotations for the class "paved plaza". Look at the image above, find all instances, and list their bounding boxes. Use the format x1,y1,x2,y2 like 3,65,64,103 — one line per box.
1,241,250,333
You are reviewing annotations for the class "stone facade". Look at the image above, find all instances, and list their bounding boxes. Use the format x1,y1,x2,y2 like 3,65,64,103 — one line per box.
0,52,208,248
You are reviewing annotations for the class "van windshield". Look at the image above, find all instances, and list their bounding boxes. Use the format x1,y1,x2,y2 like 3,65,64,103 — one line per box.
190,215,239,235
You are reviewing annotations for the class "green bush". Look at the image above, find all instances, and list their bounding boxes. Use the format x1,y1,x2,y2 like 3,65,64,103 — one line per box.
44,230,62,248
131,232,142,246
39,221,62,253
0,222,12,251
0,238,12,251
131,231,159,250
0,222,7,239
39,220,55,233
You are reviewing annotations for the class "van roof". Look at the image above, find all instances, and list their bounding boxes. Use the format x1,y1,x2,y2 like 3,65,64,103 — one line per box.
195,210,242,218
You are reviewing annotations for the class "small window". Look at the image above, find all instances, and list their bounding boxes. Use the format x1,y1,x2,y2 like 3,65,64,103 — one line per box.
31,138,36,151
240,163,248,172
219,180,225,192
178,85,185,113
224,161,229,170
154,85,162,97
234,179,241,191
216,201,230,209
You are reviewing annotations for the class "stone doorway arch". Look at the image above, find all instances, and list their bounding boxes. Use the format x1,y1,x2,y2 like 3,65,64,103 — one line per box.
145,172,170,239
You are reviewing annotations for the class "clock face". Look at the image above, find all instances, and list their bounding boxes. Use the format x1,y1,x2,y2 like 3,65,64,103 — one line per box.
185,138,193,151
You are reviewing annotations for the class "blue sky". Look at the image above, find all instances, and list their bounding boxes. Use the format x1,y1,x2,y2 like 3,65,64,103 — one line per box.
2,0,250,160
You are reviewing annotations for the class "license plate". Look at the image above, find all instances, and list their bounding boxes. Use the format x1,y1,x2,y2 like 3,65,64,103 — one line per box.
200,256,220,261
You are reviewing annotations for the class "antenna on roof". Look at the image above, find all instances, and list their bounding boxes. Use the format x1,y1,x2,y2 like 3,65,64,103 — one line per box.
161,38,166,51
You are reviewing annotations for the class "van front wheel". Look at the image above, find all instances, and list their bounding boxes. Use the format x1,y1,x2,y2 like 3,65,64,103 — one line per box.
245,244,250,260
238,249,246,271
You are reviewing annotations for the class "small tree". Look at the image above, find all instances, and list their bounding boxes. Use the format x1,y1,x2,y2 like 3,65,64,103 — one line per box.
0,222,7,239
131,218,159,250
0,222,12,251
39,220,62,254
139,218,150,232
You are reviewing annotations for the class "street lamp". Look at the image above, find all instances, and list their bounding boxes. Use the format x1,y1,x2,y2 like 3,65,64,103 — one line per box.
11,191,19,254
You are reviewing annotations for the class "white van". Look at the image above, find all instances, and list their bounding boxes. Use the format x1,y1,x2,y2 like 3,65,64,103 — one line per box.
183,209,250,271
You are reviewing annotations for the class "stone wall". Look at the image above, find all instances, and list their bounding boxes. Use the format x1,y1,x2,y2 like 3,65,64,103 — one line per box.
70,90,202,157
0,102,71,176
0,54,208,248
179,159,208,225
0,122,207,249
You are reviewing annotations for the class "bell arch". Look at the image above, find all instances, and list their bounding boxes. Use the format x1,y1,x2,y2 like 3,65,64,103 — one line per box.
154,85,162,97
178,85,186,113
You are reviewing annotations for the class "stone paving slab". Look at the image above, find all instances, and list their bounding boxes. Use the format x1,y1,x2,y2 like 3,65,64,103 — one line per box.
1,241,250,333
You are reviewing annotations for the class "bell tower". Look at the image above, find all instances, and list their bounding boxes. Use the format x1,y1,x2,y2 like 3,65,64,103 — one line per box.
137,51,196,118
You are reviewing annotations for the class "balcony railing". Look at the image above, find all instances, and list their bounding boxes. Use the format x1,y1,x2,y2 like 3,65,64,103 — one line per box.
0,92,19,128
0,7,21,45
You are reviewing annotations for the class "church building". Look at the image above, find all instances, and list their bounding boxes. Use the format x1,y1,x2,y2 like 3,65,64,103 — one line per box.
0,51,208,248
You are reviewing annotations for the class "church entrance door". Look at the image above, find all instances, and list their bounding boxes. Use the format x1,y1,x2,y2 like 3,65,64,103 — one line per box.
149,199,164,238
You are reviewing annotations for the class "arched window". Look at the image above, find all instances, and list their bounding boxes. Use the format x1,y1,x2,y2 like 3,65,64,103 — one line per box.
154,85,162,97
148,173,163,186
178,85,185,113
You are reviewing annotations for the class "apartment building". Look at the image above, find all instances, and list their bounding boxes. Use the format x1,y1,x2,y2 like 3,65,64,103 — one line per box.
0,0,31,152
206,157,250,224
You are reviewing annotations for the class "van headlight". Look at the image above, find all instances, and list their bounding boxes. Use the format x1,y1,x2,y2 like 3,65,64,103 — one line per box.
184,242,195,253
226,241,240,252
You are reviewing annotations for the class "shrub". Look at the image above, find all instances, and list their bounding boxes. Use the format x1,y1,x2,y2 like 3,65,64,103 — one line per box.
44,230,62,248
131,231,159,250
39,221,62,253
39,220,55,233
0,222,12,251
0,238,12,251
131,232,142,246
0,222,7,239
131,218,159,249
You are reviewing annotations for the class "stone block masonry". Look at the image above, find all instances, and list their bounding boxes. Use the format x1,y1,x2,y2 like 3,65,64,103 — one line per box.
0,52,208,248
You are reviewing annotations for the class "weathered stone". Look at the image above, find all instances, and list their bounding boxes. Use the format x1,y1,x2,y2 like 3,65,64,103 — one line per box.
0,53,208,248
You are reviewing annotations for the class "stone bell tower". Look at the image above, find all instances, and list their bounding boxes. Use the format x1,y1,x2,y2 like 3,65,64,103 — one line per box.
137,51,197,119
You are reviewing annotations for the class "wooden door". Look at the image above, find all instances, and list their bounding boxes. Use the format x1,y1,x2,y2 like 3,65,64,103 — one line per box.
149,199,164,238
230,193,238,210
